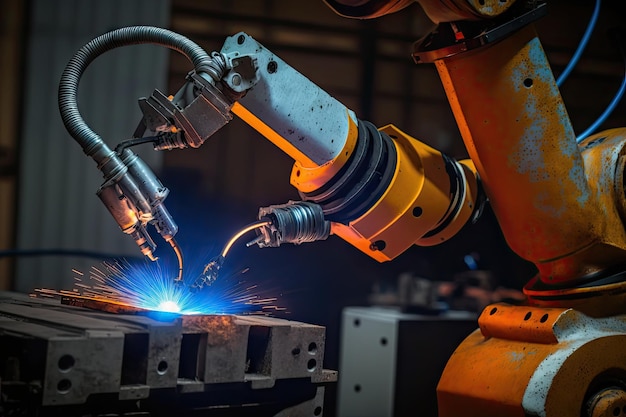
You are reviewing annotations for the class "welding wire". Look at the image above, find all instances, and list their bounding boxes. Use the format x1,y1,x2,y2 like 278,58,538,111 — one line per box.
168,238,184,283
221,220,271,258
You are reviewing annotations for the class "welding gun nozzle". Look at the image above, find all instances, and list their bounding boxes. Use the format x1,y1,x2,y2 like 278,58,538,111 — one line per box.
190,255,225,292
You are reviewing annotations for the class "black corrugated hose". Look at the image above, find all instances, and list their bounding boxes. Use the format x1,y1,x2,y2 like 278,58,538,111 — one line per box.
58,26,214,163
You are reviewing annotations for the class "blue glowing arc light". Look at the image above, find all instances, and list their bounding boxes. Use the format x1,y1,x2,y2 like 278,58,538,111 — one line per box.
73,258,280,315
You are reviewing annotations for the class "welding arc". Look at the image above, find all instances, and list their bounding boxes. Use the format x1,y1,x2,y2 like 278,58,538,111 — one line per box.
221,220,271,258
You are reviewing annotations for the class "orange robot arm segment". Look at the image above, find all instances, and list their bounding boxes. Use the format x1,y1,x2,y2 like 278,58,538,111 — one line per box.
219,32,481,262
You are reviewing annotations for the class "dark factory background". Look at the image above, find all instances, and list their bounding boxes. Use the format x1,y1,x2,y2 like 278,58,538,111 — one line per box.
1,0,625,413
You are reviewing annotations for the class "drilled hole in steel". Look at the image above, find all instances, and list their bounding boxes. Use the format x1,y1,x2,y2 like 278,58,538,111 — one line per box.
540,314,549,323
57,379,71,394
314,406,323,416
523,78,533,88
381,337,388,346
307,359,317,371
267,61,278,74
370,240,386,251
295,170,301,177
237,34,245,45
413,207,423,217
292,347,301,356
489,307,497,315
353,318,361,327
354,384,362,393
308,342,317,354
157,360,168,375
58,355,75,372
524,312,532,321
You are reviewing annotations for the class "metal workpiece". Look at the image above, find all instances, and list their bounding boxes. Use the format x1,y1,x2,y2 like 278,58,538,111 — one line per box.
180,314,328,388
0,291,335,416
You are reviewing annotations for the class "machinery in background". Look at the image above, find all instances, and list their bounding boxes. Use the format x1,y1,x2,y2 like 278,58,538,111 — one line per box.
338,263,524,416
54,0,626,415
337,306,477,417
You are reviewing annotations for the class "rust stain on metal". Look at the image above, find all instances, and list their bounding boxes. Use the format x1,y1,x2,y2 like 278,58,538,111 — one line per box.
61,295,151,314
436,24,626,285
182,314,237,345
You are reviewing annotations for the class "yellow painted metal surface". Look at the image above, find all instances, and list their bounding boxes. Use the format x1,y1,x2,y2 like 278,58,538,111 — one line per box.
435,25,626,284
290,112,358,193
331,124,478,261
439,303,626,416
231,101,318,168
417,158,478,246
438,304,572,417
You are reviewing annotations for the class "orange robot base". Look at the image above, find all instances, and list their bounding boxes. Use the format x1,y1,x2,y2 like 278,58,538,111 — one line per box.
437,302,626,417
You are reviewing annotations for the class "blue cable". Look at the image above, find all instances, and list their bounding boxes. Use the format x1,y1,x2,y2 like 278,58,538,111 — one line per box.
556,0,601,87
576,27,626,143
577,72,626,143
463,254,478,271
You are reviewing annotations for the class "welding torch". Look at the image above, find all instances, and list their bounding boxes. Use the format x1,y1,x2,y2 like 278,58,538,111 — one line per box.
57,27,233,283
190,201,330,291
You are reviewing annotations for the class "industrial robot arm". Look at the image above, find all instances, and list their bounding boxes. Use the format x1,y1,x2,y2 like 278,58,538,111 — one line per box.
59,1,626,415
131,30,484,289
58,1,626,297
178,0,626,297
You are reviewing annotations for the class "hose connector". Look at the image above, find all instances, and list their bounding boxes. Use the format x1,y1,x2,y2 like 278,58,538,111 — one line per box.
255,201,331,248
